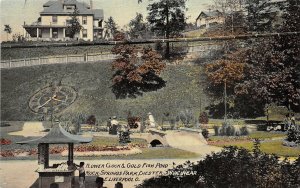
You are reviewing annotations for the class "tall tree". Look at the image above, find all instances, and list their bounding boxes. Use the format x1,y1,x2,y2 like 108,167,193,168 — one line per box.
128,13,148,39
111,33,166,99
104,16,118,37
66,8,83,38
4,25,12,41
211,0,246,34
245,0,274,32
147,0,187,59
205,50,246,119
237,0,300,111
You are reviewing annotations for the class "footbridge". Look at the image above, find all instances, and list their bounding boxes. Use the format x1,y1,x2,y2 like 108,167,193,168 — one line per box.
146,128,208,148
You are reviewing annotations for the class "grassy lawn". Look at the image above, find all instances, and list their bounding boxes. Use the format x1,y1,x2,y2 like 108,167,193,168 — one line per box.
208,131,300,157
208,131,286,142
208,130,300,157
249,131,286,139
210,140,300,157
87,136,199,159
1,45,113,60
183,29,206,38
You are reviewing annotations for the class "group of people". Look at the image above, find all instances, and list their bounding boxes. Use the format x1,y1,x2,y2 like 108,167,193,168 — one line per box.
107,116,129,132
67,161,106,188
107,116,131,143
69,161,123,188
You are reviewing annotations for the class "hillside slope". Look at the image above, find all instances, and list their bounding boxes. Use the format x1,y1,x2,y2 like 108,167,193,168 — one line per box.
1,61,209,122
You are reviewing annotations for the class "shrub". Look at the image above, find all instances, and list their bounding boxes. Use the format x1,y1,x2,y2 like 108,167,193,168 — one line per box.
201,129,209,139
240,126,250,136
178,109,194,127
199,112,209,124
137,141,300,188
287,128,300,143
86,115,96,125
219,122,236,136
128,117,140,129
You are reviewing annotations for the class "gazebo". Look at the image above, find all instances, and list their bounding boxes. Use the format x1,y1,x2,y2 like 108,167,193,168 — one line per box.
17,124,92,188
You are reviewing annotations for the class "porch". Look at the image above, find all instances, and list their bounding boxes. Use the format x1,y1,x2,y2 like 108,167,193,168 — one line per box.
23,24,71,41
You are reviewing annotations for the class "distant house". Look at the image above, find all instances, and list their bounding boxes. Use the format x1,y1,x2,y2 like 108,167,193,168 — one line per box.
196,10,225,28
23,0,104,41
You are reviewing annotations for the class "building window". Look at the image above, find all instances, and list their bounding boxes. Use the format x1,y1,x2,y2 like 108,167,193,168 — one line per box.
82,16,87,25
65,6,75,11
52,16,57,23
82,29,87,38
98,20,103,27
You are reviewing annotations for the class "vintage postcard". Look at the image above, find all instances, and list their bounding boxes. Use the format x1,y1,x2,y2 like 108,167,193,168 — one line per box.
1,0,299,188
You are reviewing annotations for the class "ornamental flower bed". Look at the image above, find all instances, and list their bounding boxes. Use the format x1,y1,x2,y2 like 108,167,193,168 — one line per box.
74,145,131,152
62,146,142,157
0,138,12,145
0,145,139,157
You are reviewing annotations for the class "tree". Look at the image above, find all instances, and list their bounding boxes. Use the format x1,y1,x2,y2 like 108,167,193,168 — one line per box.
147,0,187,59
205,0,300,116
177,109,194,127
66,8,83,38
205,50,246,119
224,11,247,34
4,25,12,41
104,16,118,38
111,35,166,99
245,0,274,32
212,0,245,34
128,13,148,39
235,0,300,111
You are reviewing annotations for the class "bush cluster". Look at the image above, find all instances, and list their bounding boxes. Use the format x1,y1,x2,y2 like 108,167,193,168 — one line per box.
137,141,300,188
216,122,249,136
201,129,209,139
287,128,300,143
199,112,209,124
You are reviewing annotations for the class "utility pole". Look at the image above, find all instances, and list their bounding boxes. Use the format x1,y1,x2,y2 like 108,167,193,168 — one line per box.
224,81,227,123
165,0,170,59
231,13,234,34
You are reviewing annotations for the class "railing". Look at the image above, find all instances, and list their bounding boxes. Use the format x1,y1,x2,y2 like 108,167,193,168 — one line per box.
0,52,116,69
0,45,222,69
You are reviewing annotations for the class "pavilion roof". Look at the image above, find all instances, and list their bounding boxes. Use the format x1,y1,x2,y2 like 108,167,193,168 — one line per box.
17,124,92,144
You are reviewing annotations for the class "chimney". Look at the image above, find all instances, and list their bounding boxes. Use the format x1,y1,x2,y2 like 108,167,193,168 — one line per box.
90,0,93,9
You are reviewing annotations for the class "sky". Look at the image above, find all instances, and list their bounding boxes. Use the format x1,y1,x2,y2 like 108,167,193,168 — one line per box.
0,0,212,41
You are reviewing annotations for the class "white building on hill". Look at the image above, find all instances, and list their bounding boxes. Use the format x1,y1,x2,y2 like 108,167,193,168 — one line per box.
23,0,104,41
196,10,225,29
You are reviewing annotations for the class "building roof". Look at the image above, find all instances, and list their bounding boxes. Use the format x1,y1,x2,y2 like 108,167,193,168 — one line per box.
40,0,104,19
93,9,104,20
17,124,92,144
196,10,223,20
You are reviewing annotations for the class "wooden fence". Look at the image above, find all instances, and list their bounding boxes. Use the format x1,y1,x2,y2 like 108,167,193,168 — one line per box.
0,53,116,69
0,45,221,69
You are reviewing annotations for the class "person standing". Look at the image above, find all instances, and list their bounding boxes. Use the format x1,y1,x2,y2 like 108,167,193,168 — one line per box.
76,162,85,188
284,114,291,131
291,114,296,126
107,117,112,132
